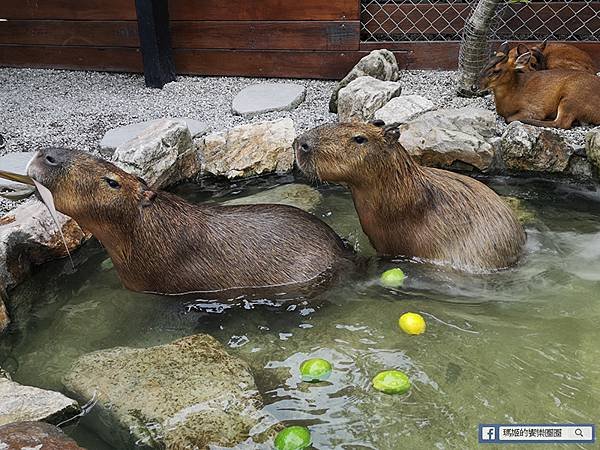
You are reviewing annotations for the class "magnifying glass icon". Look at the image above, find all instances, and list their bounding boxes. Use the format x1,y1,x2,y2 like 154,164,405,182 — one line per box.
575,428,583,437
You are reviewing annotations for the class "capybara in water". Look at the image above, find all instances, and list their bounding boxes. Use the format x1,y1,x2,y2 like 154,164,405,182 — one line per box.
26,148,353,296
294,122,526,272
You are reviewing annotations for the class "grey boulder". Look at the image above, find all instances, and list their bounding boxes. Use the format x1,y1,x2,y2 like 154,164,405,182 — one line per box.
585,127,600,173
0,152,36,201
62,334,276,450
398,107,497,171
100,118,209,155
0,376,80,426
498,122,572,173
199,118,296,179
112,119,201,189
330,49,400,113
374,95,435,124
232,83,306,117
337,76,402,123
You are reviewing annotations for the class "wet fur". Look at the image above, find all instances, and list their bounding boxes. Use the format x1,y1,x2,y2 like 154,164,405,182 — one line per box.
27,149,353,295
295,123,525,272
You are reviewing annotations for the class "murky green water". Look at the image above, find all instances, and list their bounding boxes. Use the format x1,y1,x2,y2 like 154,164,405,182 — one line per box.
1,175,599,449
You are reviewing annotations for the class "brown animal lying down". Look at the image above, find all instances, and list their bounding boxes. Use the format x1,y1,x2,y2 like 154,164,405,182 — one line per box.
26,148,353,297
507,41,597,74
479,42,600,129
294,121,526,273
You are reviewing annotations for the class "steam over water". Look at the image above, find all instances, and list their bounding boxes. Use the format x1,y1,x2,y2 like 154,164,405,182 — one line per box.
1,175,599,449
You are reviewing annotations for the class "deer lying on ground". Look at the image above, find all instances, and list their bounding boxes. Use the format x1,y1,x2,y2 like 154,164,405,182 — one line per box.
508,41,597,74
478,42,600,129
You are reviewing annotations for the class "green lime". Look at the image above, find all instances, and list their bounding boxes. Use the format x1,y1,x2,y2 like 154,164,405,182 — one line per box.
300,358,332,382
274,426,312,450
372,370,411,394
380,268,405,288
399,312,426,335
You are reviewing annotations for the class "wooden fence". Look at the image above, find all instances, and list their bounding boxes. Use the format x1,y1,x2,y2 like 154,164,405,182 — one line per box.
0,0,598,79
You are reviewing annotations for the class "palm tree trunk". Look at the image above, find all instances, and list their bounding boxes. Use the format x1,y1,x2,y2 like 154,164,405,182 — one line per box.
458,0,502,97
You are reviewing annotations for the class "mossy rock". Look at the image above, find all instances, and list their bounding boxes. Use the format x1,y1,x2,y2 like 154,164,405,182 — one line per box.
502,196,536,224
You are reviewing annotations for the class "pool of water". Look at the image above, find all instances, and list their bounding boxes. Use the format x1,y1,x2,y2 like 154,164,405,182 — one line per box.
1,174,599,449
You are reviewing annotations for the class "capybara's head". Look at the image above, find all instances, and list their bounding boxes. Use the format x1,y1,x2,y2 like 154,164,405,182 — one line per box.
294,121,403,184
27,148,156,229
507,43,545,72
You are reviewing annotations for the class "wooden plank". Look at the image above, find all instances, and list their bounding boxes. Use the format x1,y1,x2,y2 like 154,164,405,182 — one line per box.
0,20,139,47
168,0,360,21
170,21,360,51
173,49,369,79
0,0,137,20
0,45,143,72
360,41,600,71
135,0,176,88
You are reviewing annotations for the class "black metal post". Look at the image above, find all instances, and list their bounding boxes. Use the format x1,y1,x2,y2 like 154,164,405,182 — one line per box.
135,0,176,88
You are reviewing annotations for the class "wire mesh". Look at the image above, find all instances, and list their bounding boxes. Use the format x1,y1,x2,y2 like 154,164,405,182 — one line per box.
361,0,600,42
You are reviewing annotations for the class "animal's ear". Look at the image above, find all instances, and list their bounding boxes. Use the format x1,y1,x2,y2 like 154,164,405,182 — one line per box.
514,52,532,70
537,40,547,52
516,43,530,56
383,123,401,144
141,189,157,207
495,41,510,57
369,119,386,128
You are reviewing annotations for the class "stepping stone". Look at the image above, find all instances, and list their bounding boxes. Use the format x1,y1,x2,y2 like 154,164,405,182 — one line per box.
100,118,209,155
0,152,36,201
232,83,306,117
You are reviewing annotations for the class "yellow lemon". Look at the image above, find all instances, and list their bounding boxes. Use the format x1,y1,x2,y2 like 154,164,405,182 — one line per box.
399,312,426,335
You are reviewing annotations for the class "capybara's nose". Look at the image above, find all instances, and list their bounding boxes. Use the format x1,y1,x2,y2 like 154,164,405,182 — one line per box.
36,147,72,167
294,135,312,154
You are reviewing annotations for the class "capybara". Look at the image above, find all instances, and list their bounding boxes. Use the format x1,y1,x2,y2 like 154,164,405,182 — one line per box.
26,148,353,296
507,42,597,74
479,42,600,129
294,122,525,272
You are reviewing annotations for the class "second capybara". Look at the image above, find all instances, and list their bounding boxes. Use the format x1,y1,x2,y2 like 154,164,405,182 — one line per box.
26,148,353,296
507,42,597,74
294,122,526,272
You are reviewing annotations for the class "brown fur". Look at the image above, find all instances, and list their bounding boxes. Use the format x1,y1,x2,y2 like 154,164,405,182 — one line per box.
27,148,353,296
507,42,597,74
294,122,525,272
479,42,600,129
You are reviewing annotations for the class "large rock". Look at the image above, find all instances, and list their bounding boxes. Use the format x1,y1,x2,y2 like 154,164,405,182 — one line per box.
100,118,209,155
200,118,296,179
398,107,496,171
232,83,306,117
62,334,275,450
330,49,400,113
0,377,80,426
113,119,201,189
223,183,322,212
0,201,87,332
374,95,435,124
0,421,85,450
498,122,572,173
337,76,402,123
585,127,600,172
0,152,36,201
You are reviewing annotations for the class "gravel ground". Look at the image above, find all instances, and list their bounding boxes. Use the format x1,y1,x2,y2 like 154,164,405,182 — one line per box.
0,67,594,212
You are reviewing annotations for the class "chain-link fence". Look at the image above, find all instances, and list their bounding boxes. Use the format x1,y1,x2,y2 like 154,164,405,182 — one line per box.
361,0,600,42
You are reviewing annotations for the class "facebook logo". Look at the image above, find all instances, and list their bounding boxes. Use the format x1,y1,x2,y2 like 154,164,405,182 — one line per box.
480,426,497,442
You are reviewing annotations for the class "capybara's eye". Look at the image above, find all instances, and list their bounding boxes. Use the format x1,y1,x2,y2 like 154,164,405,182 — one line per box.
103,177,121,189
353,136,368,144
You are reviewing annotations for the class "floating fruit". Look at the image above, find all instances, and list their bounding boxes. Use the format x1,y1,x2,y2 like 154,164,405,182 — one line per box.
380,268,405,288
372,370,411,394
300,358,332,382
399,312,426,335
274,426,312,450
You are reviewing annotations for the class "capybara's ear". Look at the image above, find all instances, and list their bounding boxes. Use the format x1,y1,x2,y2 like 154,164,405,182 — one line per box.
537,39,547,52
369,119,386,128
141,190,157,208
383,123,401,144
